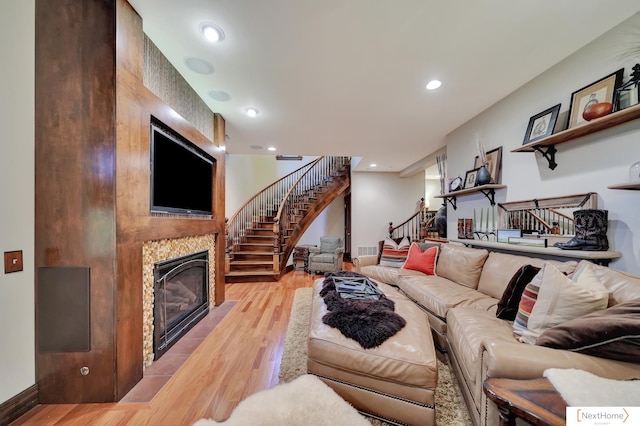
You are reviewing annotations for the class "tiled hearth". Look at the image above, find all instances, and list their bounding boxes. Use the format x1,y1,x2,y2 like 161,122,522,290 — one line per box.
120,300,236,403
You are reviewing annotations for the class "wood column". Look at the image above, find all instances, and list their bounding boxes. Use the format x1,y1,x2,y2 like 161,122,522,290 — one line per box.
35,0,226,403
35,0,118,403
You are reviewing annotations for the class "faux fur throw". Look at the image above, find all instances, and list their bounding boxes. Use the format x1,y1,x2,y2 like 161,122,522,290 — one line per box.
320,272,406,349
544,368,640,407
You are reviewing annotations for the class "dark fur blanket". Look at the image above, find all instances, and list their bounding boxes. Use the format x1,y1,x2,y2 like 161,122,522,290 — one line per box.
320,271,406,349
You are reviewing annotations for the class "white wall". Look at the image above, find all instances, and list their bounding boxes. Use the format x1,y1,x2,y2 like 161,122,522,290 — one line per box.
296,195,345,247
0,0,36,404
351,171,425,253
446,13,640,274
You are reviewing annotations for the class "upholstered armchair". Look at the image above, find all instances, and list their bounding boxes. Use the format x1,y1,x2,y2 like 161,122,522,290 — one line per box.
307,236,344,274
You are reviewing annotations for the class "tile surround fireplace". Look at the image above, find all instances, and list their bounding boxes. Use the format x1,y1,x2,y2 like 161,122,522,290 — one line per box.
143,235,215,367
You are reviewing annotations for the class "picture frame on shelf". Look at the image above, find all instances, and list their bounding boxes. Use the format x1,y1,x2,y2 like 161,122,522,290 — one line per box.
567,69,624,129
474,146,503,184
522,104,561,145
464,168,479,189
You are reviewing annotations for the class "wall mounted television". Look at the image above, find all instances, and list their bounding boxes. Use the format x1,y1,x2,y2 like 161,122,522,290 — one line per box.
150,122,215,217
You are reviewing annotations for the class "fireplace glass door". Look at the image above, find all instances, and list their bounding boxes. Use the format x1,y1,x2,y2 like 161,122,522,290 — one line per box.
153,250,209,359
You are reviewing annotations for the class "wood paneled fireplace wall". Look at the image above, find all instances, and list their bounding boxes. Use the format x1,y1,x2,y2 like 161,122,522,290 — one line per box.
34,0,226,403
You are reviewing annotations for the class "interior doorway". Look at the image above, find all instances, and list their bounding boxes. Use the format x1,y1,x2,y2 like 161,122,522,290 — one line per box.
344,191,351,261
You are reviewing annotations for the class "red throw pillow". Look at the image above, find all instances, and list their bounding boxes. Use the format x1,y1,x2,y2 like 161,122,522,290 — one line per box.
402,243,438,275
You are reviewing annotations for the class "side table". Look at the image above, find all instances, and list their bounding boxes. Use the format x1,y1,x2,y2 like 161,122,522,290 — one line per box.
293,245,315,272
483,377,566,426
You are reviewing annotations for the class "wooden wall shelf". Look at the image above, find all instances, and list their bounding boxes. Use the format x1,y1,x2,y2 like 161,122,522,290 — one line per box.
607,182,640,190
451,238,621,266
434,184,506,210
512,103,640,170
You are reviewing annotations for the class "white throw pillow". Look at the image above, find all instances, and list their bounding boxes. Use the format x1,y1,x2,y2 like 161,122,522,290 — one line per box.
514,264,609,344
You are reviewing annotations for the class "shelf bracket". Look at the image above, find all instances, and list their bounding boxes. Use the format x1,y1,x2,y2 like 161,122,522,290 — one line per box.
477,188,497,206
532,145,557,170
444,196,457,210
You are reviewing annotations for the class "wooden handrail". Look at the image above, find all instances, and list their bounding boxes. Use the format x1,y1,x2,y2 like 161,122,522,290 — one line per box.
388,209,437,241
226,158,319,227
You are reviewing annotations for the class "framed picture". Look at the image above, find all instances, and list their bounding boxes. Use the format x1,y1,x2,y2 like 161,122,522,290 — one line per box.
464,168,479,189
474,146,503,184
567,69,624,128
522,104,561,145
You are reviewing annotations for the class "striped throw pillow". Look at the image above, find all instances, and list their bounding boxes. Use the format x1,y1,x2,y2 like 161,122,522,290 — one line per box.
513,267,545,337
378,237,411,268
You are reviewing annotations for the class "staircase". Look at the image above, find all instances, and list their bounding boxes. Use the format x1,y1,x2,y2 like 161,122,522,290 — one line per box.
225,156,350,282
388,208,438,241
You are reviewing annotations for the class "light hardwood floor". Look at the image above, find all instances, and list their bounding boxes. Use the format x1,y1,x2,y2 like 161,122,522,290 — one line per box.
12,268,332,426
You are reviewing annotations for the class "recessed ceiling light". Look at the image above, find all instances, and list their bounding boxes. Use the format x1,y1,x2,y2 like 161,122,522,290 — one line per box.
199,22,225,43
369,163,377,168
267,146,276,151
426,80,442,90
246,108,259,117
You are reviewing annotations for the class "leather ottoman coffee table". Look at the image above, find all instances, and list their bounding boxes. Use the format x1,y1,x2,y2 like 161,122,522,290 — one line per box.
307,278,438,425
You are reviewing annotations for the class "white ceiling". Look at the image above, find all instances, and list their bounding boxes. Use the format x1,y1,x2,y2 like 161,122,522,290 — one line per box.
127,0,640,172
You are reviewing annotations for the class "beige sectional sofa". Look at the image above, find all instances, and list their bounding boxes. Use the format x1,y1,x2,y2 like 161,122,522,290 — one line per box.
354,242,640,426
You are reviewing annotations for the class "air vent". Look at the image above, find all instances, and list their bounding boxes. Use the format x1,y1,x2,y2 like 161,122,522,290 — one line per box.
357,246,378,256
276,155,303,161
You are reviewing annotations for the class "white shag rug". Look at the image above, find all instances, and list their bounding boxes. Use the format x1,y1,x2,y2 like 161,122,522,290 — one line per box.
544,368,640,406
193,374,370,426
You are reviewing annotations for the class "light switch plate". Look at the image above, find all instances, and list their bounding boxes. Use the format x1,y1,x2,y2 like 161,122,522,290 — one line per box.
4,250,23,273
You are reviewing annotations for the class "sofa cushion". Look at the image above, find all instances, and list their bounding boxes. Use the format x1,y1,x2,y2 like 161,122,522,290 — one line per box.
514,264,609,344
402,244,438,275
319,236,342,253
360,265,426,286
436,244,489,289
476,252,577,300
397,274,498,321
310,253,338,264
571,261,640,306
535,301,640,363
379,237,411,268
496,265,541,321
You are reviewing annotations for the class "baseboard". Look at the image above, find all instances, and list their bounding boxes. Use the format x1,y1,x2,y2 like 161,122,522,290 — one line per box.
0,384,38,426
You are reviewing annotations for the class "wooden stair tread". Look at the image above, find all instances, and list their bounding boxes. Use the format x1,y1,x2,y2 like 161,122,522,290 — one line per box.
225,271,279,277
233,251,281,255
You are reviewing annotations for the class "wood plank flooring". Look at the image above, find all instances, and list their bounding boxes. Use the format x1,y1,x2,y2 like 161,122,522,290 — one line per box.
12,268,332,426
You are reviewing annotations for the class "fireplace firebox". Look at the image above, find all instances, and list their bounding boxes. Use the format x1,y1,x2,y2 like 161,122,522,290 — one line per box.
153,250,209,360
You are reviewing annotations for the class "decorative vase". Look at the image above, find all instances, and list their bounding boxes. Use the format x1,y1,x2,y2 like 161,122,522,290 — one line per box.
434,204,447,238
476,164,491,186
630,161,640,182
582,102,613,121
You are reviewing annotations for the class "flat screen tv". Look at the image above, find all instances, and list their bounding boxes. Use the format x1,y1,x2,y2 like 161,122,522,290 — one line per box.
150,123,215,216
